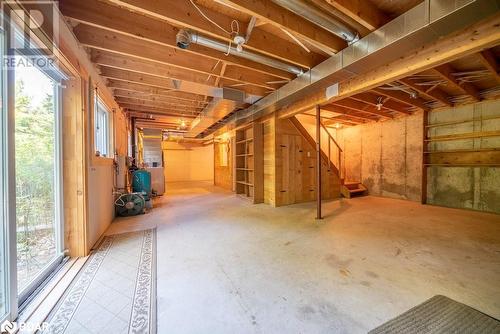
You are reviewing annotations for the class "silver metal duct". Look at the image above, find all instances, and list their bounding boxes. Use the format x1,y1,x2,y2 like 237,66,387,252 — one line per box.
186,98,238,137
177,29,305,76
271,0,359,43
226,0,499,130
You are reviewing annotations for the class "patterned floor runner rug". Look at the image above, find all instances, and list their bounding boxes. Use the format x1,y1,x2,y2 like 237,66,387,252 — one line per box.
43,229,157,334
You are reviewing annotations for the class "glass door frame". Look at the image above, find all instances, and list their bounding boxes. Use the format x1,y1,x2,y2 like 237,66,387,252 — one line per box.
1,13,66,319
16,78,65,306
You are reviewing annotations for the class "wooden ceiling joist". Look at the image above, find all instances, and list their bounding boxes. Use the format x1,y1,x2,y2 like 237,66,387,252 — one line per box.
123,104,199,117
101,67,248,101
107,80,207,102
278,14,500,119
115,97,205,112
322,0,389,31
71,21,293,82
100,67,177,90
332,99,394,119
478,49,500,84
398,78,453,107
433,64,481,101
321,105,379,122
127,108,197,119
350,91,412,115
79,0,325,69
221,0,346,53
113,90,208,107
91,50,276,92
372,87,430,111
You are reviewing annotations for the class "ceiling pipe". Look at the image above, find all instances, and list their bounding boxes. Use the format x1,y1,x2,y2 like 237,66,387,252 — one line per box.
271,0,359,44
176,29,305,76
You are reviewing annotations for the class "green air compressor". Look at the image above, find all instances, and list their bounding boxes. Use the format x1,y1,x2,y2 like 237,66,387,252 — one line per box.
132,170,152,201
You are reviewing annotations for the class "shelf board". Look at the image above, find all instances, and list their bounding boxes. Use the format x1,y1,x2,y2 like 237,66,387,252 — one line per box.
236,193,253,201
236,154,254,157
424,148,500,154
237,168,254,171
236,181,254,186
236,138,254,144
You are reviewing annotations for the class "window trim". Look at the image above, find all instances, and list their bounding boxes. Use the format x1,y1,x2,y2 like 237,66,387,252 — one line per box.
94,95,113,158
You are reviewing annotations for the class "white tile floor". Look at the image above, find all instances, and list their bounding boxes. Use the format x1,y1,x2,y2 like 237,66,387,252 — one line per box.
51,232,144,334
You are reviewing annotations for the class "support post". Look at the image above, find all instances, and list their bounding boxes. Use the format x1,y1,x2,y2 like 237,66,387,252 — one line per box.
316,105,322,220
421,110,429,204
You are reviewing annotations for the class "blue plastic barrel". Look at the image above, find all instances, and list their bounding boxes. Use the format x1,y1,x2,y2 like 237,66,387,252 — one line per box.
132,170,152,200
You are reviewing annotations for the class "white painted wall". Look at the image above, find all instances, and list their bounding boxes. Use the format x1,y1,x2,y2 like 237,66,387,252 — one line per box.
163,142,214,182
87,165,115,249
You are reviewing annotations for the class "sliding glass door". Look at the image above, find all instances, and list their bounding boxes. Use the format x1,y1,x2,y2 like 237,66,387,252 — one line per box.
0,3,66,321
14,59,62,298
0,28,8,323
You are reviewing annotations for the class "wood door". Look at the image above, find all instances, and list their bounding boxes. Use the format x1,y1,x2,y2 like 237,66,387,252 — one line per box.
278,135,302,205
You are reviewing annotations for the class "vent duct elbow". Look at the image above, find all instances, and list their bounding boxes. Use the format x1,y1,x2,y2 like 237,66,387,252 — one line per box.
176,29,305,76
271,0,359,44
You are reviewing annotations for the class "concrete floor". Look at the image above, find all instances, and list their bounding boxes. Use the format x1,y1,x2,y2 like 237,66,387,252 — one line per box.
107,181,500,334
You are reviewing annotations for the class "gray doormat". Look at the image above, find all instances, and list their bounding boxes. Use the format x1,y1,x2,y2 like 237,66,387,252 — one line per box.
369,295,500,334
43,229,157,334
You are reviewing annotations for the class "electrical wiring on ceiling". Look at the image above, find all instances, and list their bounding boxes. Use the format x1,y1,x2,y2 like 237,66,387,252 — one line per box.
188,0,240,56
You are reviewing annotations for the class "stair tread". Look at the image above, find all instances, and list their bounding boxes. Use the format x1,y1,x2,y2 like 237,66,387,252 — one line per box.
349,188,366,193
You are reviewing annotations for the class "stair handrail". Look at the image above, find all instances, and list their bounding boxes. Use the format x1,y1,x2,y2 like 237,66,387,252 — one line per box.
320,122,343,152
320,121,343,180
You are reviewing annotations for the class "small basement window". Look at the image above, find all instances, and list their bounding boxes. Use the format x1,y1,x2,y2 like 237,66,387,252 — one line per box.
95,98,110,157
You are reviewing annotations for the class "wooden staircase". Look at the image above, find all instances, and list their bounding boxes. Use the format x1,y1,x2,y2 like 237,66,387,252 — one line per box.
290,116,369,201
341,181,367,198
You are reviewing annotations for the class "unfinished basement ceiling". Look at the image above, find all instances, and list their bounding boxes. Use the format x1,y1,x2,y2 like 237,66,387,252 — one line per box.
59,0,498,136
58,0,417,132
319,47,500,128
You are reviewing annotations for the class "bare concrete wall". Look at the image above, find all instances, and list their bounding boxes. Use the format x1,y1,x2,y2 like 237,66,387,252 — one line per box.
426,99,500,214
336,112,423,201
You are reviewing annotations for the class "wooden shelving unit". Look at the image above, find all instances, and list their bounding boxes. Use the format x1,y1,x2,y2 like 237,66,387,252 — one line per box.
235,123,263,203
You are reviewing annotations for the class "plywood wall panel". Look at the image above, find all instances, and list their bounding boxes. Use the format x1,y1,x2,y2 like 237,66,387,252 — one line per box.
263,118,276,206
214,132,234,190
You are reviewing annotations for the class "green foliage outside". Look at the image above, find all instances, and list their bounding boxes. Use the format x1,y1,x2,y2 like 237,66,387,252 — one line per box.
15,79,57,290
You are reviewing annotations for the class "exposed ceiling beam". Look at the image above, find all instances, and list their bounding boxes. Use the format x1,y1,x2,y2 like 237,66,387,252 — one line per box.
115,95,204,110
107,80,207,102
321,105,379,122
116,96,204,111
398,78,453,107
129,113,189,123
126,108,197,118
278,14,500,119
433,64,481,101
100,67,254,101
322,0,389,31
323,117,363,126
350,91,412,115
91,50,276,91
372,87,430,111
122,104,199,117
100,67,176,89
72,21,293,81
332,99,394,119
113,89,208,107
478,49,500,84
85,0,325,68
135,121,185,129
220,0,346,53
